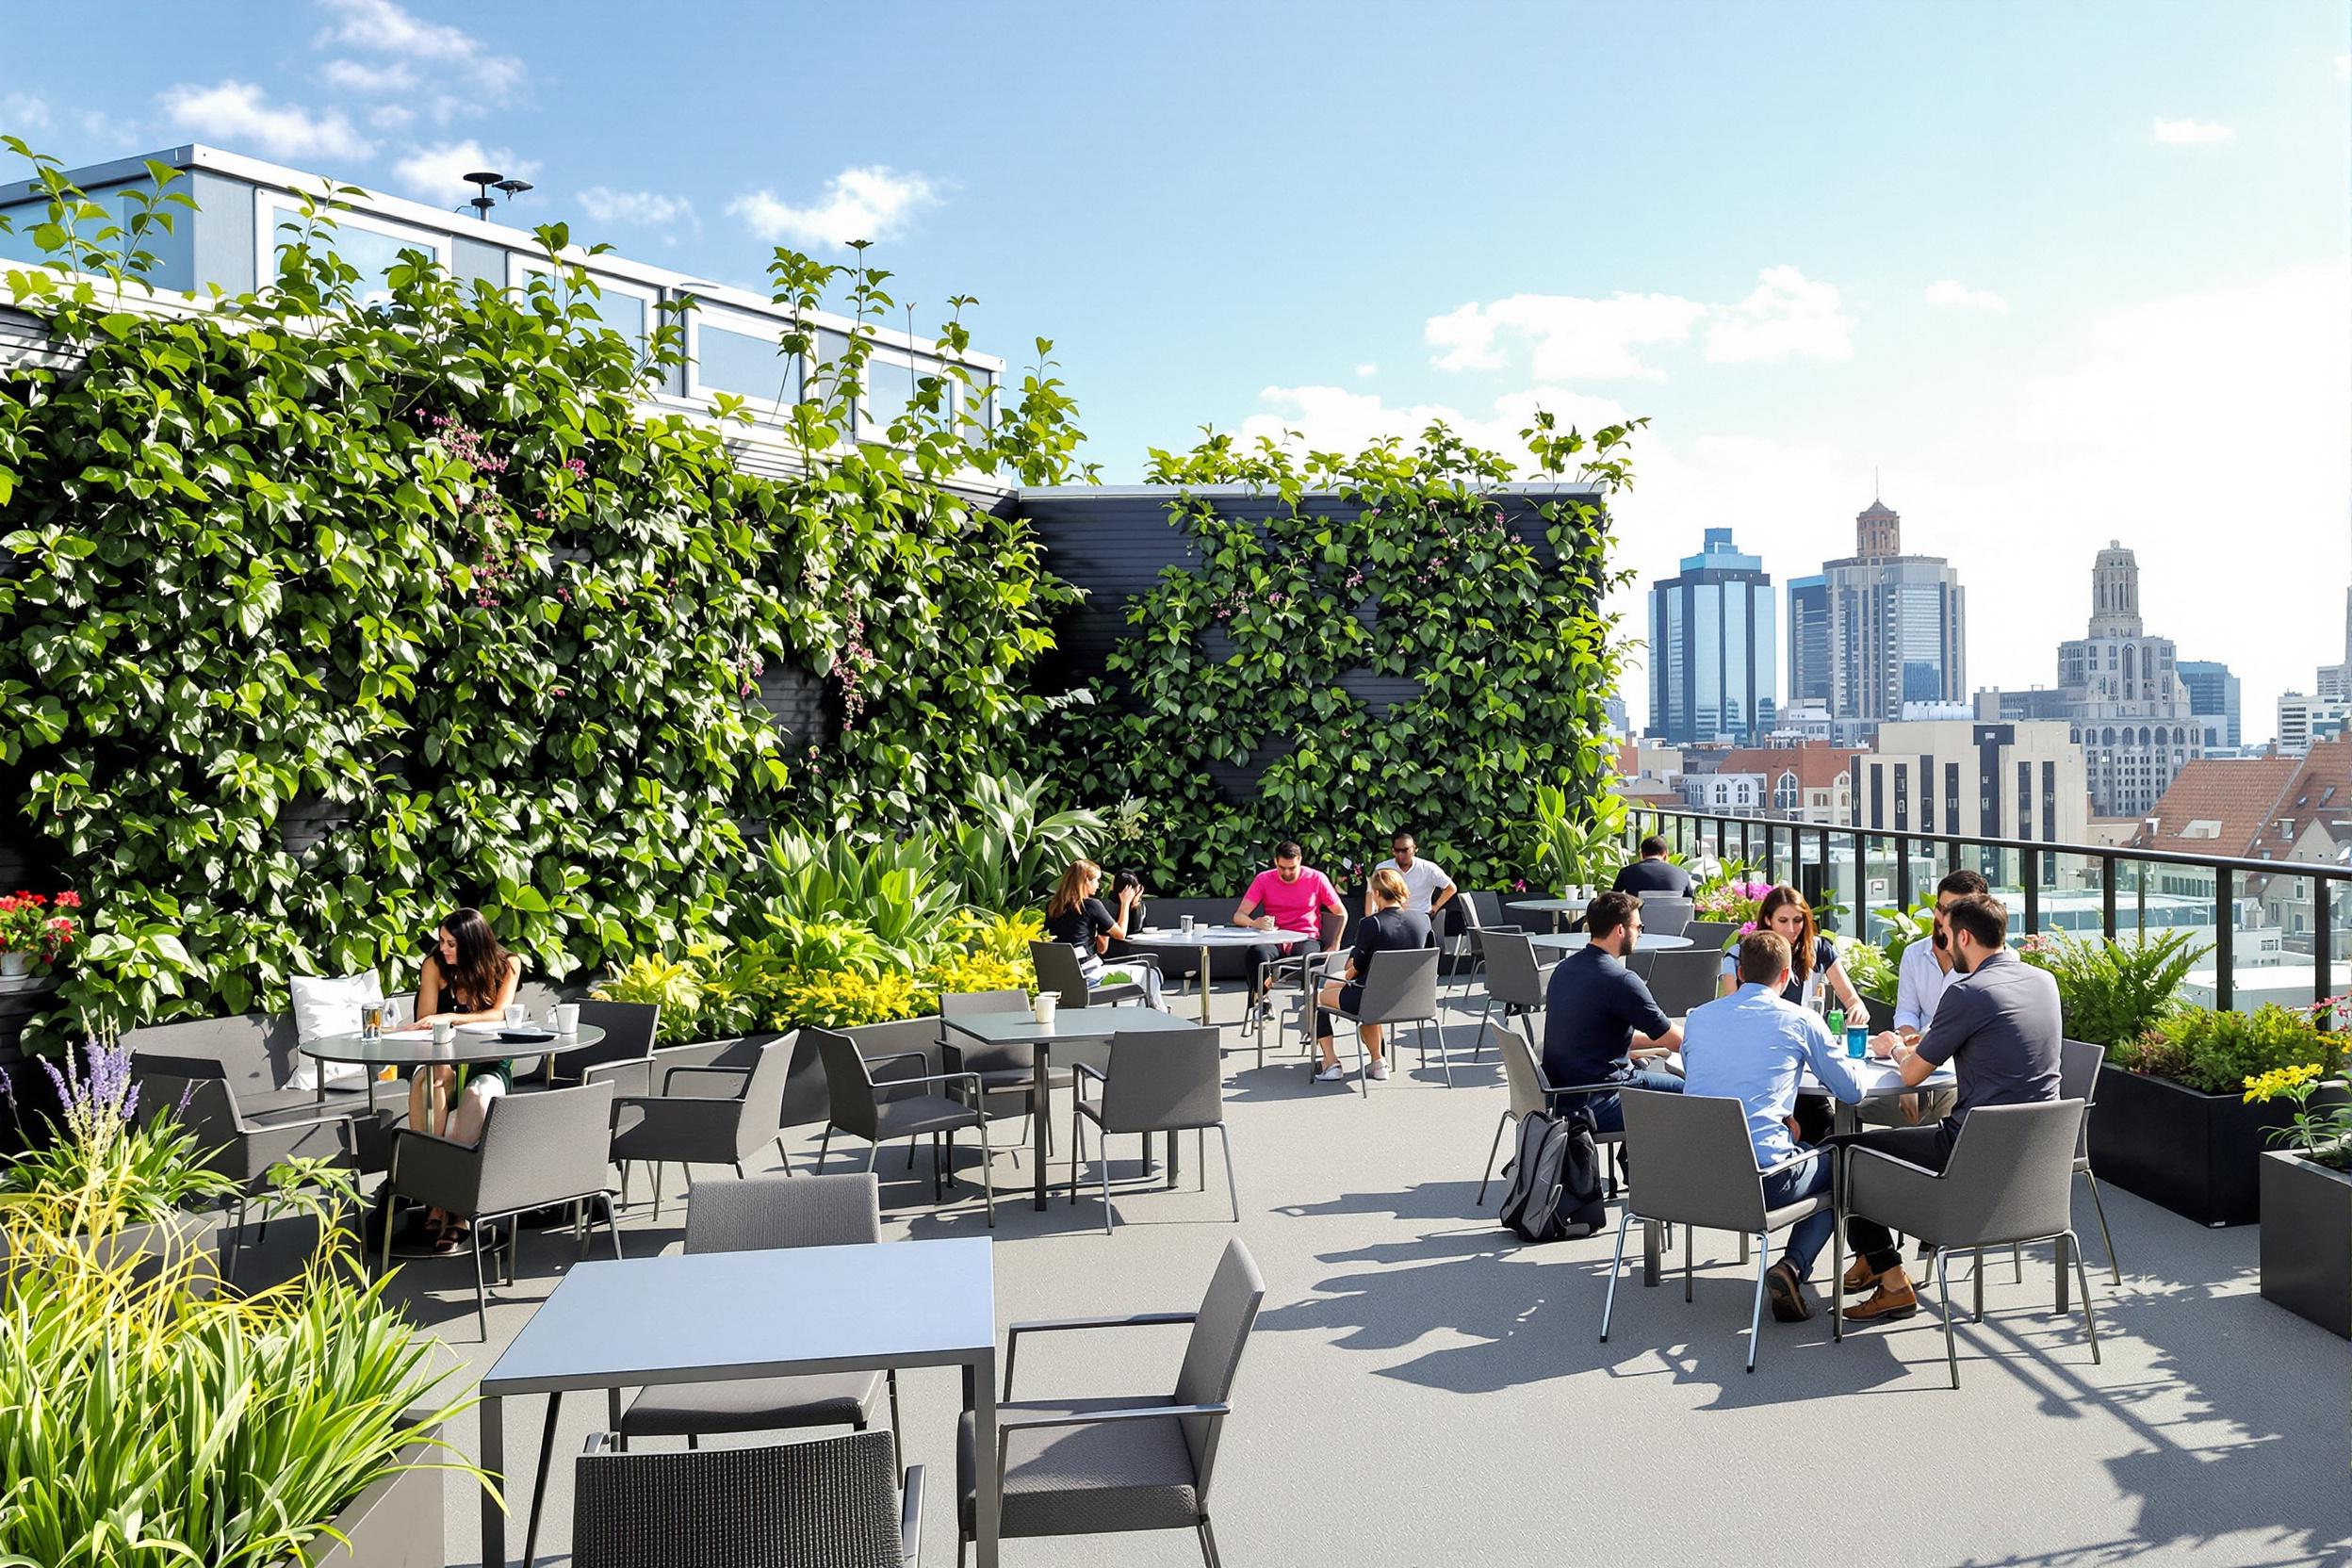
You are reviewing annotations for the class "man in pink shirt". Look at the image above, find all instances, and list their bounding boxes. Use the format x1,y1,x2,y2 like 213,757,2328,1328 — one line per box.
1232,840,1347,1025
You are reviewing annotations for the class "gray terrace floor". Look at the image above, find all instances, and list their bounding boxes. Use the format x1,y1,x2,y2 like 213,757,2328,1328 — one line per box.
294,982,2349,1568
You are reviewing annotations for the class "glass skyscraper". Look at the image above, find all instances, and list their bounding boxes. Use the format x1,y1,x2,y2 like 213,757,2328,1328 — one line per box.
1820,498,1965,739
1647,529,1776,743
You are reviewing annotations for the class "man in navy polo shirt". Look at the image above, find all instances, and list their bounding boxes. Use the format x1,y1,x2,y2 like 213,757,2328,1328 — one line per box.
1541,890,1684,1133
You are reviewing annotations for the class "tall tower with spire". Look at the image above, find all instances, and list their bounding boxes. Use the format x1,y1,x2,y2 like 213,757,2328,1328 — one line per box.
2050,541,2197,814
1856,497,1902,560
2087,540,2143,638
1818,493,1966,739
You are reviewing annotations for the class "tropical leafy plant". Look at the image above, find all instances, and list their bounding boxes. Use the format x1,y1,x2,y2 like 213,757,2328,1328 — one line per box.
752,829,959,969
944,773,1108,912
1835,936,1895,1004
772,965,925,1031
591,953,707,1046
2019,930,2210,1049
2115,1002,2344,1097
1526,784,1631,895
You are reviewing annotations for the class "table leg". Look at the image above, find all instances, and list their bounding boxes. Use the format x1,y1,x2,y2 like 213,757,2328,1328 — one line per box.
523,1390,562,1566
971,1350,1002,1568
1198,943,1213,1026
1168,1129,1181,1190
479,1393,506,1568
1642,1219,1661,1288
1031,1045,1050,1212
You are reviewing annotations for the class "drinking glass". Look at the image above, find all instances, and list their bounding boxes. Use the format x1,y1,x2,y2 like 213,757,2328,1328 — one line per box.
505,1004,528,1026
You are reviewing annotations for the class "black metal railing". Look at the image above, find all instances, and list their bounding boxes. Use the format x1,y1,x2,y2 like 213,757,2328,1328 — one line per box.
1625,805,2352,1014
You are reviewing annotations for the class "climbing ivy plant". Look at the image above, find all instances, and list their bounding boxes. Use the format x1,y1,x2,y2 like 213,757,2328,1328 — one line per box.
0,145,1084,1043
1059,415,1643,893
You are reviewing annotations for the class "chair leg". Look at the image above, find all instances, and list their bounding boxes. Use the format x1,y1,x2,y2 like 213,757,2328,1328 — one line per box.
601,1193,624,1259
978,1124,994,1228
1937,1249,1959,1390
1974,1247,1985,1321
2070,1230,2101,1364
774,1134,792,1174
1199,1514,1224,1568
523,1390,563,1568
1216,1123,1239,1223
1684,1237,1693,1303
1478,1111,1515,1204
1354,1025,1370,1098
886,1368,904,1476
1831,1178,1845,1345
1745,1231,1770,1374
818,1126,834,1169
1069,1097,1082,1206
225,1196,246,1282
469,1220,490,1343
1598,1208,1634,1342
1429,1019,1452,1087
1099,1122,1116,1235
2013,1241,2023,1284
651,1162,664,1215
2084,1170,2122,1285
863,1141,879,1174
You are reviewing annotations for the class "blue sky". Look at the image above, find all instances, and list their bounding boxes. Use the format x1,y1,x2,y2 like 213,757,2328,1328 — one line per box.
3,0,2347,743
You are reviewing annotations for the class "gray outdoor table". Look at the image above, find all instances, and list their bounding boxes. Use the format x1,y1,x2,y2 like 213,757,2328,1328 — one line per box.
943,1004,1204,1211
1529,932,1695,955
1505,895,1591,932
479,1237,1000,1568
1119,923,1311,1025
301,1023,607,1111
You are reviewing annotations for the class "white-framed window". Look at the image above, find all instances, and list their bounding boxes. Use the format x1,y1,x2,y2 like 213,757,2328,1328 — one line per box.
254,197,450,309
685,303,804,411
859,350,922,443
506,253,658,352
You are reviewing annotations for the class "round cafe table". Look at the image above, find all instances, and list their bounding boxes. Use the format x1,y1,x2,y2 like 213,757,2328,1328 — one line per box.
1119,925,1311,1026
1527,931,1696,955
302,1023,607,1112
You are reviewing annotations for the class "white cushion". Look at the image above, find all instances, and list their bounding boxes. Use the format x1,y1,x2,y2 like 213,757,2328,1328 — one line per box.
287,972,383,1090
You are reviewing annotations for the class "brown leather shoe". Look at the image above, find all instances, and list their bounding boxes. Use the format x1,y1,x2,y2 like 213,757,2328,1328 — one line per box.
1767,1262,1814,1323
1842,1256,1884,1295
1845,1275,1919,1324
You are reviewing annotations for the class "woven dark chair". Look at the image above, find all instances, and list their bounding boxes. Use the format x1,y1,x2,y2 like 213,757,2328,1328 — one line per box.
1070,1026,1236,1235
575,1429,921,1568
810,1027,994,1225
958,1237,1265,1567
608,1035,795,1214
378,1080,621,1338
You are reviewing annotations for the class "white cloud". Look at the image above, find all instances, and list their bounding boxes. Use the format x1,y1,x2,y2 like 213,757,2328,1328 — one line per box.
578,187,697,232
1705,265,1855,363
390,139,537,204
314,0,523,103
2,91,52,135
158,80,372,161
321,57,419,95
1924,279,2009,314
1427,290,1707,381
1231,383,1639,469
2151,117,2235,146
727,167,938,249
1354,363,1377,379
368,104,415,131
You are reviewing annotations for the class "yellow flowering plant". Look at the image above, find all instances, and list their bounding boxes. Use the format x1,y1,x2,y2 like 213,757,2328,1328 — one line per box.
2244,1060,2352,1171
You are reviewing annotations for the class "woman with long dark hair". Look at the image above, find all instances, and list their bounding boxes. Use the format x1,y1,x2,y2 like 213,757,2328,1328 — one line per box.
1042,859,1163,1006
407,907,523,1125
1717,884,1871,1025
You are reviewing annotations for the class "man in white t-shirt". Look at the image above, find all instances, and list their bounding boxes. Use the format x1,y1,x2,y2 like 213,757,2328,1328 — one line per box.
1367,830,1457,918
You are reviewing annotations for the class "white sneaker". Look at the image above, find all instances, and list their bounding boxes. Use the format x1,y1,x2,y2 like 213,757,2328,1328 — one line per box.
1367,1061,1391,1081
1313,1062,1349,1083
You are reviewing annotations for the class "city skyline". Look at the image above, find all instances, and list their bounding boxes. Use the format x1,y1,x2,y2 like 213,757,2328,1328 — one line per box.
0,1,2343,744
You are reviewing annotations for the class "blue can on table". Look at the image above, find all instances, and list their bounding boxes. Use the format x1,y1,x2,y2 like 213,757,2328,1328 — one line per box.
1845,1021,1869,1059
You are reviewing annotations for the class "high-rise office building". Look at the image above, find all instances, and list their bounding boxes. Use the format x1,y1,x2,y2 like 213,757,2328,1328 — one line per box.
1646,528,1777,744
1787,574,1832,709
1852,719,2088,846
2177,661,2241,751
1820,498,1966,741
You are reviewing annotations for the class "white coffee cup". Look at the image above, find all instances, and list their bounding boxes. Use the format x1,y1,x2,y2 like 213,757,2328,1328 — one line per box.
554,1002,580,1035
1032,992,1059,1027
433,1019,454,1048
1180,914,1196,936
505,1004,528,1026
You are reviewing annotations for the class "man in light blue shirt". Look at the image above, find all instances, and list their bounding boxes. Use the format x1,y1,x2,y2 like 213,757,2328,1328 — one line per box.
1681,929,1867,1324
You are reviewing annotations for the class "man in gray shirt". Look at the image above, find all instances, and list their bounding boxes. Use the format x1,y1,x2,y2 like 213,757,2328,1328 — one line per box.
1841,892,2063,1325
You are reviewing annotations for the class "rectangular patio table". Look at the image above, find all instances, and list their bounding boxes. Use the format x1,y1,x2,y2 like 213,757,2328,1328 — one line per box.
478,1237,999,1567
943,1004,1203,1211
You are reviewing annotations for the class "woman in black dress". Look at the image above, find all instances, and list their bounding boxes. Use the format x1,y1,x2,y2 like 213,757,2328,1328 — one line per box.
1041,860,1163,1007
403,906,522,1251
1311,867,1429,1084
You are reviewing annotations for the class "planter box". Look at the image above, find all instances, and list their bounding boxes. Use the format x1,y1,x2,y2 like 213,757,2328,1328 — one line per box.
285,1438,445,1568
2087,1063,2317,1227
2259,1152,2352,1339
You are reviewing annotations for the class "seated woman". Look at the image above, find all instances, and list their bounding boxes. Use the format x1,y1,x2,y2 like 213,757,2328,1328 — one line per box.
1716,884,1869,1142
1310,867,1429,1084
406,905,522,1143
1042,860,1164,1007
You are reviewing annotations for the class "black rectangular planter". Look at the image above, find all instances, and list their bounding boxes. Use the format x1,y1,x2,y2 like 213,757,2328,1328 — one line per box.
2259,1152,2352,1339
2085,1062,2308,1227
296,1438,445,1568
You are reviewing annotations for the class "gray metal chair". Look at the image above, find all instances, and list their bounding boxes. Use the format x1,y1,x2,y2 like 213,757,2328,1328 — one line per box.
1471,929,1553,1059
810,1028,994,1226
576,1429,921,1568
128,1054,367,1274
1642,948,1722,1020
957,1237,1265,1568
1318,947,1446,1091
379,1080,622,1339
1070,1026,1237,1235
1638,894,1696,939
608,1035,795,1214
1478,1031,1580,1204
2060,1037,2122,1284
1256,906,1349,1060
560,1000,662,1096
1446,890,1510,992
1597,1089,1836,1374
942,988,1069,1158
1842,1098,2100,1388
1031,939,1147,1009
1684,919,1740,955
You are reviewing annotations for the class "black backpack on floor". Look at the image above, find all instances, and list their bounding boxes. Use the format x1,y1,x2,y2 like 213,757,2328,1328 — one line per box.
1497,1107,1606,1243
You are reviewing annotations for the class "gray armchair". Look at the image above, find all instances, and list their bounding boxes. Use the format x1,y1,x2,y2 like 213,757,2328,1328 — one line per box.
379,1080,621,1338
1642,948,1722,1019
1472,929,1553,1059
1842,1098,2099,1388
608,1035,795,1214
1478,1030,1593,1205
1030,939,1146,1009
576,1429,921,1568
1598,1089,1836,1374
1684,919,1740,954
941,988,1065,1158
1637,893,1696,939
958,1237,1265,1568
1316,946,1445,1092
810,1027,994,1225
1070,1026,1236,1235
555,1000,662,1097
2060,1037,2121,1284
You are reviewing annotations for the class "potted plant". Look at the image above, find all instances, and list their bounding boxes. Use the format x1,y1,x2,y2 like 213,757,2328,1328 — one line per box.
2095,1001,2345,1226
0,889,79,981
2245,1063,2352,1337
